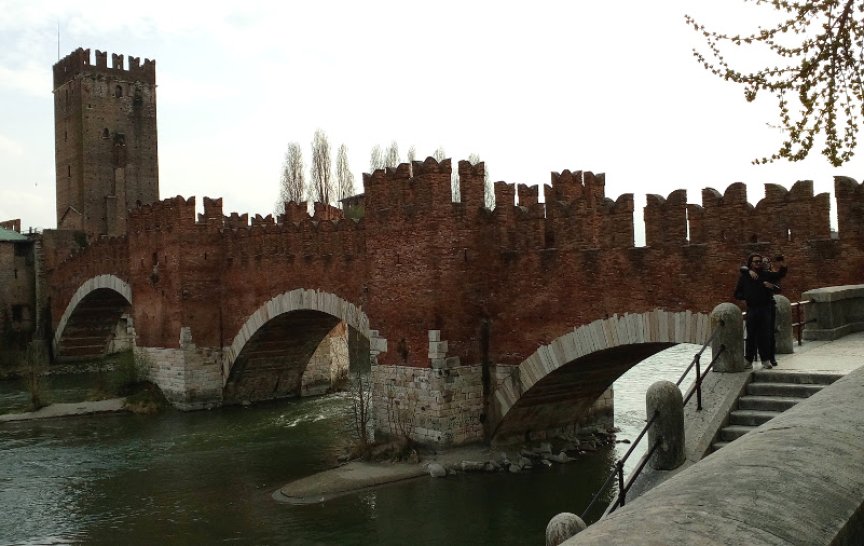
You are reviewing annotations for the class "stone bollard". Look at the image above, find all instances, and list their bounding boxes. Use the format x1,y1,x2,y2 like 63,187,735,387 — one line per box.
711,302,745,372
646,380,685,470
774,295,794,354
545,512,586,546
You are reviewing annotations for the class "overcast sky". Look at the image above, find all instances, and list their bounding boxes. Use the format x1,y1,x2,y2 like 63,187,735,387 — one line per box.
0,1,859,243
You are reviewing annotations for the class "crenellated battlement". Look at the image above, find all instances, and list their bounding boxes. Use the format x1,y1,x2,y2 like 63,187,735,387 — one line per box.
835,176,864,238
688,181,830,245
547,170,606,205
128,196,196,233
363,157,452,214
645,190,688,247
120,175,853,262
53,47,156,89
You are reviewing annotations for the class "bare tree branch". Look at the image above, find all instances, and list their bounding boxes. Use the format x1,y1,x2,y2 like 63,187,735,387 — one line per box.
686,0,864,166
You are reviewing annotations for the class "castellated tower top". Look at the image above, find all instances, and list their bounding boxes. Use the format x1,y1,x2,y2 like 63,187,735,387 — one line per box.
53,47,156,89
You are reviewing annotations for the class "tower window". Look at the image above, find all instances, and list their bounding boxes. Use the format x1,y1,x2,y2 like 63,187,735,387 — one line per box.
115,85,123,98
102,128,110,139
64,130,68,142
12,305,23,322
67,165,71,177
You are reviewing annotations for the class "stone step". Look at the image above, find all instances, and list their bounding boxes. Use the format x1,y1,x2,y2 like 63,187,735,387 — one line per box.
746,382,823,398
711,441,731,452
719,425,755,442
58,336,110,347
751,370,844,385
729,409,782,427
738,395,802,412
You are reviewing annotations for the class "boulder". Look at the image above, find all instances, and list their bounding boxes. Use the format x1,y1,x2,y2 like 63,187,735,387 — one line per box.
548,451,572,464
460,461,485,472
427,463,447,478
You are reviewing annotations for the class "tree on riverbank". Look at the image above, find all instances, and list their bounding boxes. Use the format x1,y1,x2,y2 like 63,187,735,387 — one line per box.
23,341,49,411
687,0,864,166
347,370,372,454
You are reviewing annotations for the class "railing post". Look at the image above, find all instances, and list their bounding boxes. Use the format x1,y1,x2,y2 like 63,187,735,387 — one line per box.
616,460,625,507
646,380,685,470
695,354,702,411
774,295,794,354
710,303,746,372
796,302,804,346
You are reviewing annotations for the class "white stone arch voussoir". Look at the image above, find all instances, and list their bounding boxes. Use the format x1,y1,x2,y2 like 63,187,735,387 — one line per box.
492,309,711,430
224,288,371,384
53,274,133,353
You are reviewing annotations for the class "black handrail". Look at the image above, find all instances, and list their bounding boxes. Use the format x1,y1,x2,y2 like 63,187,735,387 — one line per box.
579,409,659,522
579,321,724,522
607,439,661,514
790,300,816,346
673,321,724,410
682,345,724,406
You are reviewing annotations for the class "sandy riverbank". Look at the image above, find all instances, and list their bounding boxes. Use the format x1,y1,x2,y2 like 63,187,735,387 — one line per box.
272,444,497,505
0,398,128,423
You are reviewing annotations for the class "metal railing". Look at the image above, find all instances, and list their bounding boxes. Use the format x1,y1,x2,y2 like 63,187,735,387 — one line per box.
579,322,724,522
790,299,814,346
579,299,818,523
743,298,816,348
579,410,659,521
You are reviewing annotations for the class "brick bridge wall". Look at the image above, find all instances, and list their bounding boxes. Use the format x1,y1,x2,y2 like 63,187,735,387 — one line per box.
46,161,864,439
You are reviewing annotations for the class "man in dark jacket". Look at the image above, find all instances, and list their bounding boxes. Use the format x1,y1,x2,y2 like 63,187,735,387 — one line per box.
735,254,787,369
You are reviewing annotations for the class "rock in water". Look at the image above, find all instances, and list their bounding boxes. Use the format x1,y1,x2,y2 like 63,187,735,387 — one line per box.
427,463,447,478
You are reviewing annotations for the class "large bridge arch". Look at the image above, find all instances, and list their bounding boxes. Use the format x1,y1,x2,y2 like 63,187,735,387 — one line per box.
223,288,372,403
52,274,133,362
490,310,710,442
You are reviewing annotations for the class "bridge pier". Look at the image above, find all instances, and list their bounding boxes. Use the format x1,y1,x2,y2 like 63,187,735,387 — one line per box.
136,327,223,410
371,362,485,446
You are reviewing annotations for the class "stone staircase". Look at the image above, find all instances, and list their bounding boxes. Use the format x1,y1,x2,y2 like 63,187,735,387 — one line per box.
712,370,844,452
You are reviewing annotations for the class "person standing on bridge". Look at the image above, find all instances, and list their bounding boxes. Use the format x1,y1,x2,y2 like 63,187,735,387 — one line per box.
735,254,786,369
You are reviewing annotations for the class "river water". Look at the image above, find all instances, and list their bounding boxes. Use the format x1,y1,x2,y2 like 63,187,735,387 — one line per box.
0,344,697,545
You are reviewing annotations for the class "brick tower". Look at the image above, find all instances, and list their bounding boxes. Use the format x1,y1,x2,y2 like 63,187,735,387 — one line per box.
52,48,159,236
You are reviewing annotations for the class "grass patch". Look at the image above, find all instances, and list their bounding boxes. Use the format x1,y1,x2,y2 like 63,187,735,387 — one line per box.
123,382,169,415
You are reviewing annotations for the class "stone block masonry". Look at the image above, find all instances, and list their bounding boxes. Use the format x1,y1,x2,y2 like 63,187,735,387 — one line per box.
372,364,485,446
136,327,222,410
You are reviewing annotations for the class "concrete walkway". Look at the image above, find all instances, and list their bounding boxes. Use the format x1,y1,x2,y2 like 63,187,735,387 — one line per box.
771,330,864,373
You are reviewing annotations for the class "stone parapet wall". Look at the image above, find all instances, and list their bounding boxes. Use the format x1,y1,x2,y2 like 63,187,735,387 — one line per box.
371,364,484,446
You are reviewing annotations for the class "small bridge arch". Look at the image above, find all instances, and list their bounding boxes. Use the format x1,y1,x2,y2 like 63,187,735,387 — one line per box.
223,288,372,403
491,310,710,442
53,274,133,362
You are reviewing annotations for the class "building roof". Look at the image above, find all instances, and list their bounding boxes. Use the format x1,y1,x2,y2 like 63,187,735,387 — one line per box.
0,226,29,242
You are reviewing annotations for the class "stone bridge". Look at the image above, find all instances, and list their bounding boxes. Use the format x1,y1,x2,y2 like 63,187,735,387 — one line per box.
45,161,864,445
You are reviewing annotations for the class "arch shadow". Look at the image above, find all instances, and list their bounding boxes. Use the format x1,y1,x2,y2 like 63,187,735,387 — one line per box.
223,289,371,404
490,310,710,442
53,274,133,362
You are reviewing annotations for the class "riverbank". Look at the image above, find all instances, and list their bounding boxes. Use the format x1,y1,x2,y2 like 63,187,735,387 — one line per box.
274,433,617,505
0,397,128,422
